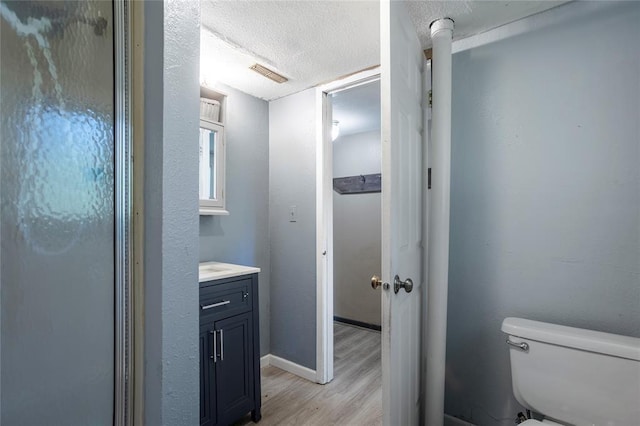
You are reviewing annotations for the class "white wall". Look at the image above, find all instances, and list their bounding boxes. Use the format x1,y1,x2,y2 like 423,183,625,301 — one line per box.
143,1,200,424
445,2,640,425
269,88,318,370
333,130,381,326
199,83,271,356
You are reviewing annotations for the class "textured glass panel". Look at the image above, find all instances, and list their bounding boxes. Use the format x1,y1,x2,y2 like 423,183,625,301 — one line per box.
1,1,114,424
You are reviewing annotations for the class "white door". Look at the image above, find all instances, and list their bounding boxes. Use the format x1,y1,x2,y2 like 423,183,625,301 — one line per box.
380,1,424,424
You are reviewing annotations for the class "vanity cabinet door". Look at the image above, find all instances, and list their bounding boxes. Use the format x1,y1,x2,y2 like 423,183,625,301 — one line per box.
199,273,261,425
200,324,216,426
214,312,254,425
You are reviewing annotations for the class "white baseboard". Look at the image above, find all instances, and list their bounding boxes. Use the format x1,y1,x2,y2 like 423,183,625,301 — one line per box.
260,354,271,368
444,414,476,426
260,354,317,383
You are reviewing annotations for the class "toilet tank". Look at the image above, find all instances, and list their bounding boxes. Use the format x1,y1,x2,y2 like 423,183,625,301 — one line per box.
501,318,640,426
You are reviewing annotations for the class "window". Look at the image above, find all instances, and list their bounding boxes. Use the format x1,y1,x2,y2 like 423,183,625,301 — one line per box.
199,119,227,214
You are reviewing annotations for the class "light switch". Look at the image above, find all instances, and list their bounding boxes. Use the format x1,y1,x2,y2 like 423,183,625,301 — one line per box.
289,205,297,222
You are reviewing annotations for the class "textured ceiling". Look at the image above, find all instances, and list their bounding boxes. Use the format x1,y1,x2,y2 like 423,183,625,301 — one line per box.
201,1,567,101
201,1,379,101
332,79,381,138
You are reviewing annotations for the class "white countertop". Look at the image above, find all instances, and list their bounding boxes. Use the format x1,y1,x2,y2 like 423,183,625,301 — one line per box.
199,261,260,282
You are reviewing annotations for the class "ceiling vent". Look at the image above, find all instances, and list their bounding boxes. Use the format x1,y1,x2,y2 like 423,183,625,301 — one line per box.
249,63,288,84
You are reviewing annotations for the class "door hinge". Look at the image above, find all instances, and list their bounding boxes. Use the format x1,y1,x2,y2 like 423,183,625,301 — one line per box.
428,90,432,108
428,168,431,189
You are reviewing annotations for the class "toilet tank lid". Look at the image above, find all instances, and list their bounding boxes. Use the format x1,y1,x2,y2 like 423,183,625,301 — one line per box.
501,317,640,361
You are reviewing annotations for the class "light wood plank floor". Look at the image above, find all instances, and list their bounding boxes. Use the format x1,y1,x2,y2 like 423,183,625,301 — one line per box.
235,322,382,426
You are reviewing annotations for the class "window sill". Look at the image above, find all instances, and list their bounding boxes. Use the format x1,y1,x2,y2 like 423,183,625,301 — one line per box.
199,208,229,216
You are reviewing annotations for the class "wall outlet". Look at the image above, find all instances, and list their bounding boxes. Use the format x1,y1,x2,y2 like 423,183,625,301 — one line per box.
289,205,297,222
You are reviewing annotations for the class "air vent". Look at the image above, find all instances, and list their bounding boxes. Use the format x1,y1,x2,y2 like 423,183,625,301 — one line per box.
249,63,288,84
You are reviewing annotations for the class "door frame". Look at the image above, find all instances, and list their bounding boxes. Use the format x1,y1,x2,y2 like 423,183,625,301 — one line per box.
314,67,381,384
115,0,135,424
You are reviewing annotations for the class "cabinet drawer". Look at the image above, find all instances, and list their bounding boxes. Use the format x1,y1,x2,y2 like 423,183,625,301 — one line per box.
200,278,252,320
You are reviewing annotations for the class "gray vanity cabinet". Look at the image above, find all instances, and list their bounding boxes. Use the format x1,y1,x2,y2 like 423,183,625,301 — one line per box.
200,273,261,426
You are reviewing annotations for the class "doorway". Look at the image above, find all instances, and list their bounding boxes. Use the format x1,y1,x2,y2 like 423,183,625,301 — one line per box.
315,68,381,384
330,76,383,417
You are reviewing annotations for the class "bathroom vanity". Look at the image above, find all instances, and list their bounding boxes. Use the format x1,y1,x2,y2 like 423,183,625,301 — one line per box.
199,262,261,425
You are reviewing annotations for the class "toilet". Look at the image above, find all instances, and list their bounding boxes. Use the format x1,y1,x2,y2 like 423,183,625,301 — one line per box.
501,317,640,425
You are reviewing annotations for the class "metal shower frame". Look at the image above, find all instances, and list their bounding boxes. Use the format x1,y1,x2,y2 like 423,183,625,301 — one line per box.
114,1,133,425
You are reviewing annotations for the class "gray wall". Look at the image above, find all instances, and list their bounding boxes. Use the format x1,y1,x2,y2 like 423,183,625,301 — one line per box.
144,1,200,424
199,83,271,356
269,88,318,370
333,130,382,326
445,2,640,425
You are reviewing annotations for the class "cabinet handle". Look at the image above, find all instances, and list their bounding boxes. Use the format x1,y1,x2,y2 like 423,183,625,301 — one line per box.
211,330,216,363
220,329,224,361
201,300,230,310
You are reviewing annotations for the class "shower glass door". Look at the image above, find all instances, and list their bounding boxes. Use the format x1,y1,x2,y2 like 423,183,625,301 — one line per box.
1,1,125,424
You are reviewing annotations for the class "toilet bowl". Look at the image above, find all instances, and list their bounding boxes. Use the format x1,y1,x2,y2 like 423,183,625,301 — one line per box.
501,317,640,426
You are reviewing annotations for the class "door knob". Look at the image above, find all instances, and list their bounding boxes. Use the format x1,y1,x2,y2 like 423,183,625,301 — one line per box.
371,275,389,290
371,275,382,289
394,275,413,294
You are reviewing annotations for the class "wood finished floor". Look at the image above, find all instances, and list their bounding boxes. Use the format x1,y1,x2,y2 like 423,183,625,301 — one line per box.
235,322,382,426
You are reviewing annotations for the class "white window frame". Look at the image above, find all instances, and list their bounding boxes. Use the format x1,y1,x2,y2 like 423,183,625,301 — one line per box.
199,119,228,215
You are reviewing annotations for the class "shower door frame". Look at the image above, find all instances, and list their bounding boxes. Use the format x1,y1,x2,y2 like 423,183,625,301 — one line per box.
114,1,134,425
